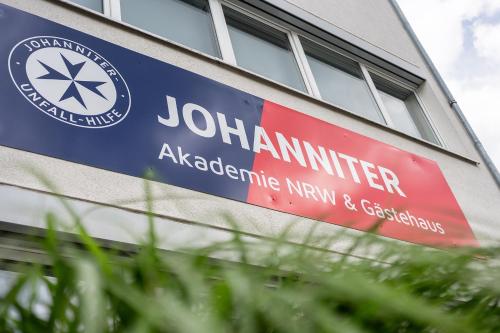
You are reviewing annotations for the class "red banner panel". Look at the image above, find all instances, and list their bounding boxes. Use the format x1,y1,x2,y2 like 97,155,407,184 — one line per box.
247,101,477,247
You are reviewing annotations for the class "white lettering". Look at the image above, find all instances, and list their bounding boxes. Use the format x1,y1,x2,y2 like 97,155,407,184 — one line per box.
360,160,384,191
378,166,406,197
158,143,177,163
158,95,180,127
253,126,279,159
217,112,249,150
183,103,216,138
304,141,333,175
338,153,361,183
276,132,306,167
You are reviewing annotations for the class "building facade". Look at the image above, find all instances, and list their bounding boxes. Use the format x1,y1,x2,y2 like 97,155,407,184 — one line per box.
0,0,499,264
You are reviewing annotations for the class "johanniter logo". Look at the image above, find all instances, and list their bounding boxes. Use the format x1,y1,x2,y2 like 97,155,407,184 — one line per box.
8,36,131,128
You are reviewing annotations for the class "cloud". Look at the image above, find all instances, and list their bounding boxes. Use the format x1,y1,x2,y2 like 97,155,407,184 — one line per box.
397,0,500,169
448,76,500,168
397,0,483,74
473,22,500,62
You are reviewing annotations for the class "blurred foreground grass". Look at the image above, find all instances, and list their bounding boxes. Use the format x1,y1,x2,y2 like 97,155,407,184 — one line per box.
0,179,499,333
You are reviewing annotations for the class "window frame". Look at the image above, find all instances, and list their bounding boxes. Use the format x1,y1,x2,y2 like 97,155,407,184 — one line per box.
364,65,444,146
213,3,443,146
298,34,387,124
107,0,121,19
59,0,108,14
116,0,222,57
217,0,311,93
61,0,445,148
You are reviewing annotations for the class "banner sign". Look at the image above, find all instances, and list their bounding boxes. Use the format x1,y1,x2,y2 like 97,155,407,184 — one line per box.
0,4,477,247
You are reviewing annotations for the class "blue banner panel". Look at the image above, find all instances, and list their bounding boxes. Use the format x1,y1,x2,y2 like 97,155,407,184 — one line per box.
0,4,263,202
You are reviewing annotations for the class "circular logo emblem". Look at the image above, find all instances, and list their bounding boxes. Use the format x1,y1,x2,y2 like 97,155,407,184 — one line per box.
8,36,131,128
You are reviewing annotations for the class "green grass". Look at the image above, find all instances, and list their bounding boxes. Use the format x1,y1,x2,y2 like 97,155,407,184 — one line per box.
0,178,499,332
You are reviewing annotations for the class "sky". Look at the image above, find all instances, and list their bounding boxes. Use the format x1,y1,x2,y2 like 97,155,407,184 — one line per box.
397,0,500,170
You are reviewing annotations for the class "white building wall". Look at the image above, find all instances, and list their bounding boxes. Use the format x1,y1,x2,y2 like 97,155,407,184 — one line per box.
285,0,422,66
0,0,498,252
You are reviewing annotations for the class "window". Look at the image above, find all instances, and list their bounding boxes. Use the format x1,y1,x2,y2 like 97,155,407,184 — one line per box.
301,39,383,123
69,0,103,12
120,0,220,57
64,0,442,146
0,270,52,320
371,74,439,144
223,7,306,92
0,270,15,296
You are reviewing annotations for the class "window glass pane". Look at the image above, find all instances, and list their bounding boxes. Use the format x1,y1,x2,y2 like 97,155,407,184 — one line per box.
302,41,383,123
0,270,52,320
224,7,305,92
69,0,103,12
306,54,384,123
121,0,220,57
372,74,439,144
378,90,422,138
0,270,16,296
405,93,439,143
